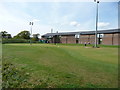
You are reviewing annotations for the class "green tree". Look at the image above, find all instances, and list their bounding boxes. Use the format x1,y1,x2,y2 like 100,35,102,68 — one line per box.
0,31,8,38
0,31,12,39
6,34,12,39
14,30,30,39
32,33,40,41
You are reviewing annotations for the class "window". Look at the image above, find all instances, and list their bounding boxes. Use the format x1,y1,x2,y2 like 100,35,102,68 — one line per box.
75,34,80,38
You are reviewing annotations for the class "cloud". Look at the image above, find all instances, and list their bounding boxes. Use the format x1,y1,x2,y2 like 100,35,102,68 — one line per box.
70,21,80,27
98,22,110,28
0,2,117,37
32,19,40,22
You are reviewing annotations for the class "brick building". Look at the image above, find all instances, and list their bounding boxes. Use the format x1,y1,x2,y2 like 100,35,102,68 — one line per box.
41,29,120,45
102,33,119,45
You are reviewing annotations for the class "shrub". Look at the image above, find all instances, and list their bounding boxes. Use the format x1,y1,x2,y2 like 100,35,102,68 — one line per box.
2,39,41,44
2,62,30,88
2,39,30,44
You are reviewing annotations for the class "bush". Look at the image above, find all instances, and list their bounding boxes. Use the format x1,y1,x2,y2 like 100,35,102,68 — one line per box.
2,62,30,88
2,39,30,44
2,38,41,44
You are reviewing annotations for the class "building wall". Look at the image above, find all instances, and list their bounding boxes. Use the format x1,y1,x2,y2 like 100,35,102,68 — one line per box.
89,35,95,44
102,34,113,45
102,33,119,45
60,35,76,44
43,32,119,45
62,35,96,44
59,33,119,45
113,33,119,45
79,35,97,44
67,36,76,43
79,35,89,44
60,36,67,43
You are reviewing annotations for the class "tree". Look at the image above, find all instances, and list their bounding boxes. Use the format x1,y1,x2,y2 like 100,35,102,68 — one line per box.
0,31,8,38
32,33,40,41
0,31,12,39
6,34,12,39
14,30,30,39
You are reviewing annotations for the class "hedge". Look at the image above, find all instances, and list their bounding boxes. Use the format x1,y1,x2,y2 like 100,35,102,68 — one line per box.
2,39,40,44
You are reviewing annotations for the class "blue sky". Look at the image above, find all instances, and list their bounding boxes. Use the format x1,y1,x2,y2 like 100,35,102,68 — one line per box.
0,0,118,37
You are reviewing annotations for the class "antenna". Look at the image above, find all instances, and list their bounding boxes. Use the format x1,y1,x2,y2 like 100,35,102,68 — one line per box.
51,28,53,33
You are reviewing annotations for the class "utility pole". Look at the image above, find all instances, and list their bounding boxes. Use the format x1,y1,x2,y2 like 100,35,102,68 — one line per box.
94,0,99,48
29,22,33,45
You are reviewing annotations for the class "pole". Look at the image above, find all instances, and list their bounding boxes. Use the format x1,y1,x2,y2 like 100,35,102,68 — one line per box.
51,28,53,33
29,22,33,45
30,24,32,45
95,0,99,48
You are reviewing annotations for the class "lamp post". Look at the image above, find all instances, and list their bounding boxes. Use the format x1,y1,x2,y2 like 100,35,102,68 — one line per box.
29,22,33,45
94,0,99,48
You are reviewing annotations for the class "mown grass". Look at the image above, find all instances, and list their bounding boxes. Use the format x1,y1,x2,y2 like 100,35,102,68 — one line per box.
2,44,118,88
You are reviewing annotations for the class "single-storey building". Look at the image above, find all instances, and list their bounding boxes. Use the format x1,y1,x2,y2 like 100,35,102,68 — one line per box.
41,29,120,45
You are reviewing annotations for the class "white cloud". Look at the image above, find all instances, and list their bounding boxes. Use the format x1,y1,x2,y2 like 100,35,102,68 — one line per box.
70,21,80,27
0,3,48,37
98,22,110,28
32,19,40,22
0,2,117,37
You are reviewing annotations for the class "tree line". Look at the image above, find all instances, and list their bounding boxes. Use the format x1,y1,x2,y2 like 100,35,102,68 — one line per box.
0,30,40,43
0,30,40,41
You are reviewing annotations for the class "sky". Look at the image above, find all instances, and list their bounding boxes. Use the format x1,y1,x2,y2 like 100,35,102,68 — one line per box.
0,0,119,37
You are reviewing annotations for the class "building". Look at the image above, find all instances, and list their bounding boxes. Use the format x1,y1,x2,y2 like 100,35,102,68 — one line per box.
41,29,120,45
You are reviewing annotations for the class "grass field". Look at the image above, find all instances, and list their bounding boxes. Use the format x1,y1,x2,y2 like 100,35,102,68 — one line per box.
2,43,118,88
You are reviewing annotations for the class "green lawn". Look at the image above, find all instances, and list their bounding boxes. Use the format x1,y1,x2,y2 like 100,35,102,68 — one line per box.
2,44,118,88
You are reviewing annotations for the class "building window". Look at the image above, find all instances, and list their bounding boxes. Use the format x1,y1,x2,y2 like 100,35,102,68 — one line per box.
75,34,80,38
